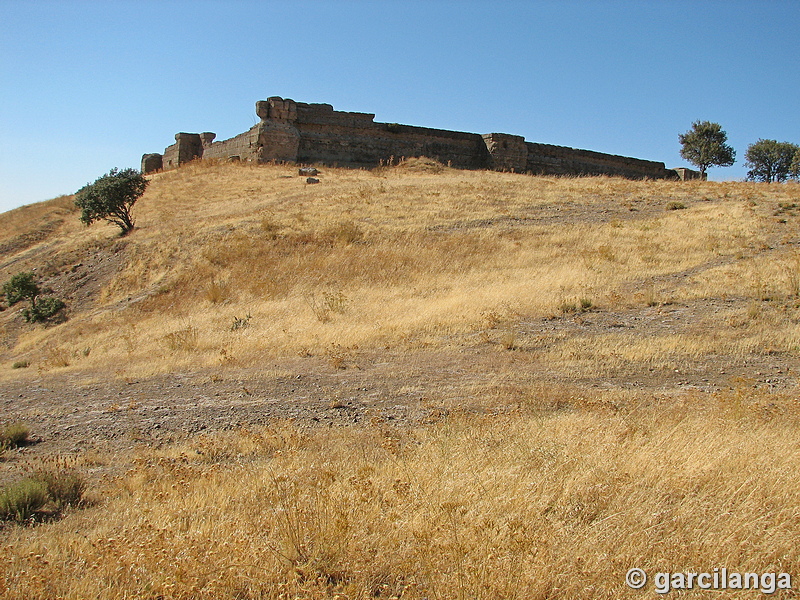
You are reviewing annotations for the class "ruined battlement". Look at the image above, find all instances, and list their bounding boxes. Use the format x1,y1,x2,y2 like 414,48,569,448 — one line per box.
143,97,702,180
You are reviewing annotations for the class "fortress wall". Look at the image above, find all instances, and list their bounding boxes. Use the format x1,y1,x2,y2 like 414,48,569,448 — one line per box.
295,119,489,169
291,99,489,168
483,134,528,171
200,126,261,162
162,133,204,170
525,142,674,179
144,97,688,180
294,103,487,169
296,102,377,128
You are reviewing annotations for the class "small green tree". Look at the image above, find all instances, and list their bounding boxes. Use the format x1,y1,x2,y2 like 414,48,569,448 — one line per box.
678,121,736,177
744,139,800,183
2,272,65,323
74,168,148,235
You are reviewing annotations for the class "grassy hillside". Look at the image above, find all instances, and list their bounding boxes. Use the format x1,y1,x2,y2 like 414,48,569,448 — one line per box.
2,159,799,377
1,161,799,598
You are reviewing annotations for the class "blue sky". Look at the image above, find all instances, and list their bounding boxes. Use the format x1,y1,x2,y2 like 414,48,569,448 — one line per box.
1,0,798,212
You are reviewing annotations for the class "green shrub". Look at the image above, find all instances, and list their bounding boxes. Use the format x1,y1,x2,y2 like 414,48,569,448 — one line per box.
1,422,30,448
2,272,38,306
22,296,66,323
11,360,30,369
559,302,578,314
0,478,49,522
231,313,252,331
37,469,86,509
667,201,687,210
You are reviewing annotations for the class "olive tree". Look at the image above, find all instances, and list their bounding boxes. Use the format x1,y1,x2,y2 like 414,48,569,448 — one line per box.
744,139,800,183
678,121,736,177
74,168,148,235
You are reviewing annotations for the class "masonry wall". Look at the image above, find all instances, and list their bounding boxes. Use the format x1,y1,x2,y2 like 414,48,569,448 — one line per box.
483,134,528,171
525,143,675,179
286,101,487,169
162,133,202,170
296,123,489,169
143,97,687,180
201,126,260,162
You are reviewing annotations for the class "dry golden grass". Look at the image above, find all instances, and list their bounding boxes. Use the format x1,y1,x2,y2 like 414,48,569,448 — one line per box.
1,160,798,377
2,161,800,598
0,195,77,253
2,394,798,599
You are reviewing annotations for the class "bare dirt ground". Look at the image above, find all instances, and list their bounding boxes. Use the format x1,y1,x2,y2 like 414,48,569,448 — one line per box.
2,295,797,474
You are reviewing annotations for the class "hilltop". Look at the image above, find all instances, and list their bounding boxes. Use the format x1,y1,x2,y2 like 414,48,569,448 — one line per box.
2,159,799,382
1,161,799,598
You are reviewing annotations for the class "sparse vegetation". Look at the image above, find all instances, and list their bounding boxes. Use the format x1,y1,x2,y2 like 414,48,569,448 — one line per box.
1,161,798,371
1,402,798,596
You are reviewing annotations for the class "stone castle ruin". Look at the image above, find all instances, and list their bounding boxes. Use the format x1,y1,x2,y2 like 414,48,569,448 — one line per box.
142,97,700,180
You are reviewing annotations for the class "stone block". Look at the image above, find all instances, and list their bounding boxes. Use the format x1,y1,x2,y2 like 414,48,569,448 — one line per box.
672,167,705,181
141,153,163,174
256,100,270,120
